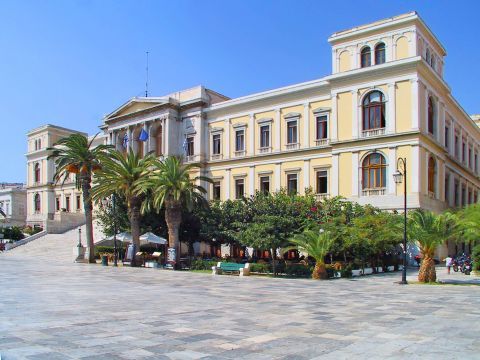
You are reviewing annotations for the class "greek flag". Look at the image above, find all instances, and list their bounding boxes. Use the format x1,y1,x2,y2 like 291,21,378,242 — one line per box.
138,128,149,142
122,133,129,149
182,137,188,154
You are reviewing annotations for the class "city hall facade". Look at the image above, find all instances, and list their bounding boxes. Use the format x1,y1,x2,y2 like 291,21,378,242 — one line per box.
27,13,480,247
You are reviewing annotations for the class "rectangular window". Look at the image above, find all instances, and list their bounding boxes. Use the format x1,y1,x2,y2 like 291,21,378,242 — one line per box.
287,120,297,144
468,147,473,168
186,137,194,156
76,195,81,210
444,126,449,149
316,115,328,140
235,179,244,199
468,190,472,205
461,185,466,206
260,176,270,193
444,176,449,204
55,197,60,212
454,181,460,207
65,196,70,212
212,134,221,155
287,174,298,195
235,130,245,151
455,135,459,158
260,125,270,148
213,181,221,200
462,142,466,163
316,170,328,194
475,153,478,174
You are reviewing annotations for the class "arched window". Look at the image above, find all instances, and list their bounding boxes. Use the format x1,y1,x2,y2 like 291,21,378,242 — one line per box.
428,157,436,194
375,43,386,65
34,163,40,183
428,96,435,135
155,126,163,157
360,47,371,68
362,91,385,131
362,153,387,191
34,193,41,212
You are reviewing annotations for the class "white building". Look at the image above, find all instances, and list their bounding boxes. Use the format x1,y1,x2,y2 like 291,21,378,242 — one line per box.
0,183,27,228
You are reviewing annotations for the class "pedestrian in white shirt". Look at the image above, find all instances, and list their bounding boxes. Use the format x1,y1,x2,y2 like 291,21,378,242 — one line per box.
445,255,453,274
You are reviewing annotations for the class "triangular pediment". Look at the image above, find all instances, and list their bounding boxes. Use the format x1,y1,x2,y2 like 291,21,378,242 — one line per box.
104,97,169,121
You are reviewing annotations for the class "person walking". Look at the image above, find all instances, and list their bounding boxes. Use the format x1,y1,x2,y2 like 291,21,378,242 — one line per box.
445,255,453,275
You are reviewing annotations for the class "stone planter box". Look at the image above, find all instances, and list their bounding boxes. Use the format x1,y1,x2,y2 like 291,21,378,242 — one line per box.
376,267,383,273
352,269,362,277
387,266,395,272
363,267,373,275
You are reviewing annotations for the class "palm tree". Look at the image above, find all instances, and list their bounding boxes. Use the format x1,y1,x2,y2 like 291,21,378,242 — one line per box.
47,133,112,263
135,156,211,267
284,228,335,279
91,149,156,249
408,209,455,283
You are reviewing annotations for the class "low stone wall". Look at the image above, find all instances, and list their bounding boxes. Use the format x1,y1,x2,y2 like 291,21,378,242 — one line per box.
46,212,85,234
5,231,47,250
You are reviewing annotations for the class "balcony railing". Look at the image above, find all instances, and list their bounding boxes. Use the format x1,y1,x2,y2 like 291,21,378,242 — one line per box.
315,193,329,201
286,143,300,150
428,191,436,199
235,150,246,157
210,154,223,161
258,147,271,154
315,139,330,147
185,155,197,163
361,128,385,138
362,188,386,196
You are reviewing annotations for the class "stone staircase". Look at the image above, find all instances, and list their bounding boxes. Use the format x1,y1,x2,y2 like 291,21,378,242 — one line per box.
2,221,105,263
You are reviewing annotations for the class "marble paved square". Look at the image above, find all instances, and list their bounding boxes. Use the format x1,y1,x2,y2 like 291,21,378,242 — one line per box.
1,249,479,359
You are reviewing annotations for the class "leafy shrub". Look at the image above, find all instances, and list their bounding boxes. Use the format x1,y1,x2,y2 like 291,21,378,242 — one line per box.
250,263,270,273
325,264,335,278
341,263,353,278
473,244,480,271
94,246,125,260
23,226,42,236
285,264,312,277
0,226,25,241
190,259,218,270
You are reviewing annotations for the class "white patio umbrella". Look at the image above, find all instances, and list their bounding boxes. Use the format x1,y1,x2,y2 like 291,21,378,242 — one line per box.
105,232,132,242
139,232,167,245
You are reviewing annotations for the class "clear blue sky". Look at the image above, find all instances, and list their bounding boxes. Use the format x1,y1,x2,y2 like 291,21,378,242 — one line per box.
1,0,479,182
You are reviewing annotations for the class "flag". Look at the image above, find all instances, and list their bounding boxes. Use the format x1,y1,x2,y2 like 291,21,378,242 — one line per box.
182,137,188,154
0,208,5,218
138,128,149,142
122,133,129,149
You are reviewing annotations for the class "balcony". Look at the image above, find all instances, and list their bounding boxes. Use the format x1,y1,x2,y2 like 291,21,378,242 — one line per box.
315,193,329,201
210,154,223,161
286,143,300,150
258,147,271,154
235,150,246,157
362,188,386,196
361,128,385,138
315,139,330,147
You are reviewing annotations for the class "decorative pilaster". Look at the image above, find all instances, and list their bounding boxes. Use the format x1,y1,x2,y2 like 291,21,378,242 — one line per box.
331,93,338,141
274,163,281,191
331,154,339,196
224,118,230,159
303,159,310,191
274,109,281,152
303,103,310,149
249,166,255,195
388,147,397,195
410,79,419,131
351,151,359,197
248,113,254,156
387,83,396,134
351,90,358,138
225,169,231,200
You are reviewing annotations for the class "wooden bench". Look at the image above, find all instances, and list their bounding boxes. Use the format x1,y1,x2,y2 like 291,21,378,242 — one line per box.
212,262,250,276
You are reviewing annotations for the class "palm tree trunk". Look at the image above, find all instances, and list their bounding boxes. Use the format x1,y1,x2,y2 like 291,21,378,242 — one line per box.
165,199,182,268
418,253,436,282
128,196,142,248
312,261,328,280
81,175,95,263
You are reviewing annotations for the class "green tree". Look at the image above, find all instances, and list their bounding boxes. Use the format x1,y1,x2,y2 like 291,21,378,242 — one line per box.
47,133,111,263
135,156,211,266
284,228,335,279
408,209,455,282
91,149,156,248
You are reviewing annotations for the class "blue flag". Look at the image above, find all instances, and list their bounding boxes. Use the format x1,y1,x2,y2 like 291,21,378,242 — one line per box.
138,128,149,142
182,138,188,154
122,133,129,149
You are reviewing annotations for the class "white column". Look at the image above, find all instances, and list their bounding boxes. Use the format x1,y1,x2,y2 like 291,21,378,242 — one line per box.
440,162,446,201
143,123,149,156
274,109,281,152
225,169,231,200
410,79,419,130
303,103,310,148
351,151,359,197
388,147,397,195
388,35,395,62
303,159,310,191
448,172,455,206
248,113,254,156
224,119,230,159
424,85,429,134
353,46,359,69
163,119,169,156
274,163,281,191
351,90,358,138
387,83,396,134
332,49,337,74
331,93,338,141
249,166,255,196
127,127,133,151
331,154,339,196
195,115,203,161
449,119,455,156
410,145,419,193
439,102,445,145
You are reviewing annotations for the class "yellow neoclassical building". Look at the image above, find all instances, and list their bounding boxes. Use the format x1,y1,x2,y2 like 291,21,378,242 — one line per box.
27,12,480,235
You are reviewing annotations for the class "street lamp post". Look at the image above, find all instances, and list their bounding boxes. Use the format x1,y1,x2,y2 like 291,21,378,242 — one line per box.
393,157,408,285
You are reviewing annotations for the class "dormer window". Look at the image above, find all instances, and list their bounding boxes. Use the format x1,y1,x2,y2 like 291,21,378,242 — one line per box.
361,47,371,68
374,43,385,65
